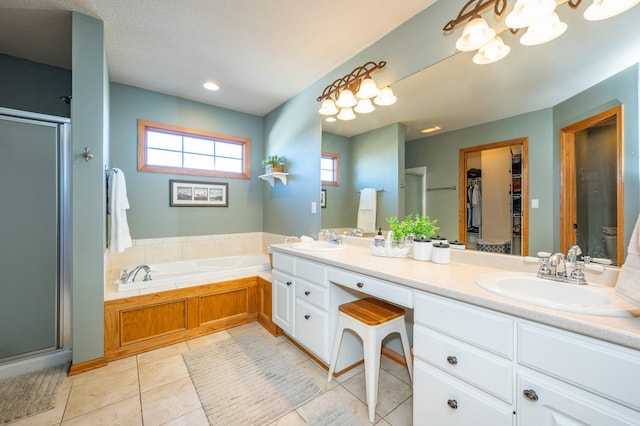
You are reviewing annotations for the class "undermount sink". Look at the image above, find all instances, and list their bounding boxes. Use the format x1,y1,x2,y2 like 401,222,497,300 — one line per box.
475,272,639,317
290,241,346,251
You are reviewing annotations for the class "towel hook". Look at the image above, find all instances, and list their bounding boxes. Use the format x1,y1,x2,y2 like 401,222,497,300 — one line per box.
82,147,94,162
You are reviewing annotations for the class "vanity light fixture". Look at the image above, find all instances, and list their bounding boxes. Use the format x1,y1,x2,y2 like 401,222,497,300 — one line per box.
444,0,639,64
317,61,397,121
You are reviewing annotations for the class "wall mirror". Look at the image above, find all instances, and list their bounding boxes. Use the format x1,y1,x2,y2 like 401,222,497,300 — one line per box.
320,2,639,259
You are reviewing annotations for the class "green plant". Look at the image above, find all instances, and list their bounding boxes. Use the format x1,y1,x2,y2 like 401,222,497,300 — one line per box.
261,155,285,168
385,214,439,240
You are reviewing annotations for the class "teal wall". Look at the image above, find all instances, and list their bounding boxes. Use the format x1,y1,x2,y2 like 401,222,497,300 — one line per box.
406,109,553,253
109,83,264,238
263,88,323,237
553,64,639,252
321,132,355,229
71,12,108,364
352,123,405,227
0,54,72,117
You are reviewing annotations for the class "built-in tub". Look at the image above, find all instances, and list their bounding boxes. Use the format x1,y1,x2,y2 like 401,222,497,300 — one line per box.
116,253,271,293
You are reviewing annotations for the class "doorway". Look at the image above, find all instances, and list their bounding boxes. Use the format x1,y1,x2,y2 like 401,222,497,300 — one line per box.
459,138,529,255
560,106,624,265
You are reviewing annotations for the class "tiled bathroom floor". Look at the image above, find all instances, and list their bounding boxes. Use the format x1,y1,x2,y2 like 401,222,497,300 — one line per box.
13,323,413,425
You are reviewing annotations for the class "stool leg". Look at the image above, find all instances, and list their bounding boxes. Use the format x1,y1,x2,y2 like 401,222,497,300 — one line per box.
363,330,382,423
327,316,345,383
398,325,413,383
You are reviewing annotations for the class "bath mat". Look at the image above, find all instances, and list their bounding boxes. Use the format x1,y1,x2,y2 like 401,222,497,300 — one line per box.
0,363,67,424
183,330,320,425
308,404,364,426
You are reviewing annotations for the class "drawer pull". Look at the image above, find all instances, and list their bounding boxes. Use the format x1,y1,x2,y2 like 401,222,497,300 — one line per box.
304,314,310,320
523,389,539,401
286,281,292,286
356,282,364,288
304,291,311,296
447,399,458,409
446,356,458,365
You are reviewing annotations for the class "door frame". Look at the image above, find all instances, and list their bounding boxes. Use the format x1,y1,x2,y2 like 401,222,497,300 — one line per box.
559,105,624,264
458,137,529,255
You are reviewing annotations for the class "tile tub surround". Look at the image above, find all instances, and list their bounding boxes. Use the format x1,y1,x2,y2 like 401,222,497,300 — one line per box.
104,232,287,292
271,243,640,351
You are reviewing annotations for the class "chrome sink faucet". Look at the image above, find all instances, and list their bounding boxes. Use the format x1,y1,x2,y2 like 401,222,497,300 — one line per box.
123,265,152,283
548,252,567,279
536,245,588,285
326,229,343,245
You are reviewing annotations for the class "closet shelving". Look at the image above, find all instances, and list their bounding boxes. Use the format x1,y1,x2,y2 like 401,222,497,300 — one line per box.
466,175,481,250
510,151,522,255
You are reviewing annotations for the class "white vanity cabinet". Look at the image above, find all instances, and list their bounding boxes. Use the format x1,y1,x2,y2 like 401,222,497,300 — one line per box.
413,292,515,425
413,291,640,425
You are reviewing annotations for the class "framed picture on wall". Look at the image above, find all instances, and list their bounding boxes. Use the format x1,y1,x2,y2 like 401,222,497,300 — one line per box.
321,189,326,208
170,180,228,207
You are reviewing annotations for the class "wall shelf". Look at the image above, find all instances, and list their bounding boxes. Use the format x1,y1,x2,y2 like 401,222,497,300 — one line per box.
259,172,289,187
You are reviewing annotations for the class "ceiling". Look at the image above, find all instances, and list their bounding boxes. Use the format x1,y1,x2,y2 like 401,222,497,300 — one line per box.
0,1,638,142
0,0,436,116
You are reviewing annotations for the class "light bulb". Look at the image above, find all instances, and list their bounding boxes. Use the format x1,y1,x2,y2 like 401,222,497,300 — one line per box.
337,107,356,121
506,0,556,29
335,89,357,108
584,0,640,20
520,12,567,45
455,18,496,51
354,98,375,114
473,36,511,64
356,78,380,99
373,87,397,106
318,99,339,115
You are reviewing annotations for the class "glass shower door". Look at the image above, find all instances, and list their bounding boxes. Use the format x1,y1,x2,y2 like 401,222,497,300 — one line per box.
0,113,62,362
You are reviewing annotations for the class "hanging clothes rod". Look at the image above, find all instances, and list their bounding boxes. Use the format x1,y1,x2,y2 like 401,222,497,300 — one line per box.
357,188,384,193
105,167,119,174
426,185,456,192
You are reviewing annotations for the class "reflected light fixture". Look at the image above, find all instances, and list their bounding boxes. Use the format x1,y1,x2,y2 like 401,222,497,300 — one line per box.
203,81,220,91
317,61,397,121
444,0,639,65
420,125,442,134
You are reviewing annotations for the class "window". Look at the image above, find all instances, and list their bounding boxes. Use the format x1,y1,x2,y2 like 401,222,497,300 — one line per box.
138,120,250,178
321,152,340,186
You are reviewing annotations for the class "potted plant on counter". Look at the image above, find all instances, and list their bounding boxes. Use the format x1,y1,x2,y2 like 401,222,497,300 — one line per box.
385,214,439,242
261,155,285,174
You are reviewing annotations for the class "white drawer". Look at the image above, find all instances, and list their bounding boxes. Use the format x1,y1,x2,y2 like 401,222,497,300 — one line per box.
414,324,513,403
296,279,328,310
414,359,514,426
517,370,640,426
273,252,295,275
296,258,327,287
295,299,329,361
414,292,513,359
327,267,413,308
518,322,640,411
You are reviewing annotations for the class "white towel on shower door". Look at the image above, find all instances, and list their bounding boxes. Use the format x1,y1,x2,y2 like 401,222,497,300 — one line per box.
357,188,377,233
108,168,133,253
615,212,640,307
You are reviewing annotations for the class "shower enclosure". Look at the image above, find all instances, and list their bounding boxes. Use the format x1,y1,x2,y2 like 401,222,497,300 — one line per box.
0,107,71,377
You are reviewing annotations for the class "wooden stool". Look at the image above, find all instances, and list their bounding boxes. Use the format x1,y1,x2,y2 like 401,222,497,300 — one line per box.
327,297,413,422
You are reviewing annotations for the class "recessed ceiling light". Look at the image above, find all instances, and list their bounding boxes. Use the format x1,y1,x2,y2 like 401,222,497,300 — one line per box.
420,125,442,134
203,82,220,91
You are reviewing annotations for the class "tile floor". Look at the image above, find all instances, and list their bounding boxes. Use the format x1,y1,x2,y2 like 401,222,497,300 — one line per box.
13,322,413,425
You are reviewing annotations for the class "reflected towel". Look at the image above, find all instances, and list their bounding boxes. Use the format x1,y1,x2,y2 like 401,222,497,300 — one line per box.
357,188,377,233
108,168,133,253
615,212,640,307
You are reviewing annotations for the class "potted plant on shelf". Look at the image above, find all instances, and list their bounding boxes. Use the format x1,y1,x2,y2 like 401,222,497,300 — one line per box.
261,155,285,174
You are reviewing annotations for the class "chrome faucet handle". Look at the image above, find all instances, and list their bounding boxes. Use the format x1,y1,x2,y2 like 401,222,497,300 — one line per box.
120,269,129,281
566,245,582,265
569,261,587,285
143,271,152,281
536,251,552,277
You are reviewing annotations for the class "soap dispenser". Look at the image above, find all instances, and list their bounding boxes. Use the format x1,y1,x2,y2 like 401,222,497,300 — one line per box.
374,228,385,247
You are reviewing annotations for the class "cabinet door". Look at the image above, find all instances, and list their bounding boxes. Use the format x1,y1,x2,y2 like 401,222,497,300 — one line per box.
295,298,329,362
414,359,514,426
517,371,640,426
272,270,295,335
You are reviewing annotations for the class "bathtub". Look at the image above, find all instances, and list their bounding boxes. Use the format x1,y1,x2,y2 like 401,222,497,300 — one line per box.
116,253,271,292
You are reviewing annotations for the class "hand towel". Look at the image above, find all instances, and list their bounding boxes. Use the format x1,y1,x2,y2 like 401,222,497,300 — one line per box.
615,212,640,306
357,188,377,233
108,168,133,253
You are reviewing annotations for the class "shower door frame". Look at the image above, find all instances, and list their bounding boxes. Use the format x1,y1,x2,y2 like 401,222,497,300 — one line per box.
0,107,72,364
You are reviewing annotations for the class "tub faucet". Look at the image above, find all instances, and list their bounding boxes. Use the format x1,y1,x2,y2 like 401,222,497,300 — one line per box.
124,265,151,283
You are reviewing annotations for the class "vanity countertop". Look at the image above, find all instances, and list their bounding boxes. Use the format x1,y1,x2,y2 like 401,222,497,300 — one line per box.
270,243,640,351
